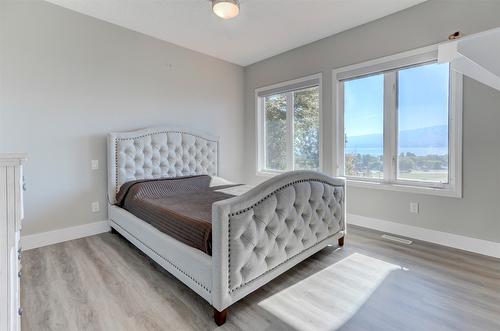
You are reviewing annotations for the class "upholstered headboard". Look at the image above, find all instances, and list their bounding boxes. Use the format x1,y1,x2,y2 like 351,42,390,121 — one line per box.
107,126,219,204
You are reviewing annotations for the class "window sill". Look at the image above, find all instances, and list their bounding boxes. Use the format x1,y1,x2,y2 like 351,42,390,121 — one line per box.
256,170,284,178
346,179,462,198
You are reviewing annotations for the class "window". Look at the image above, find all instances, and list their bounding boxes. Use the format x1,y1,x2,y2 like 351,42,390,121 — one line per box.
257,74,322,174
344,74,384,179
397,63,450,183
335,47,462,197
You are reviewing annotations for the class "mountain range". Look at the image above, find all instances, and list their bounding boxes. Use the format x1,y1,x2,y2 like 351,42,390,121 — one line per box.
346,125,447,148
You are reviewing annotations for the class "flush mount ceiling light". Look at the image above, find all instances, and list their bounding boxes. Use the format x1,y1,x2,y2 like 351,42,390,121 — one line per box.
212,0,240,19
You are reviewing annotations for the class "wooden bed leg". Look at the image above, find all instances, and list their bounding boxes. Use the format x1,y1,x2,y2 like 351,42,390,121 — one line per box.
338,236,345,247
214,308,227,326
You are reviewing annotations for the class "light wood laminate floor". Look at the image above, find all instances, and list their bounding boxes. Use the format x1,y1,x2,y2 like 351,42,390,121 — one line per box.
21,226,500,331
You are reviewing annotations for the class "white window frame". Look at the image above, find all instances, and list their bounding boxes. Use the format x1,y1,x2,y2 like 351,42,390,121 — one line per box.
333,45,463,198
256,73,323,176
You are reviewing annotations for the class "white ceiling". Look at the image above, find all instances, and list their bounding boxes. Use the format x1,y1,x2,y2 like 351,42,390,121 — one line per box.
45,0,427,66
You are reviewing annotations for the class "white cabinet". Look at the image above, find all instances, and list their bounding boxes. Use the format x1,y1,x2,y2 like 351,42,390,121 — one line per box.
0,154,26,331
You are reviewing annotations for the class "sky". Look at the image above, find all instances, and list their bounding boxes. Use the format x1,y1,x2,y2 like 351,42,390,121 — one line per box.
344,62,450,137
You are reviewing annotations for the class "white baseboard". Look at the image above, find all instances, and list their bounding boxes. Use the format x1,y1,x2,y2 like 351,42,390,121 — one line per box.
20,216,500,258
21,221,110,251
348,214,500,259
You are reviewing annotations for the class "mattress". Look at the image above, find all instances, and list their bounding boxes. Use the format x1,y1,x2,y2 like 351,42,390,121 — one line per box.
115,175,249,255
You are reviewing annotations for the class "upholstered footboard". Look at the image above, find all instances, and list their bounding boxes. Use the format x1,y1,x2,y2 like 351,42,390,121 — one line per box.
211,171,345,322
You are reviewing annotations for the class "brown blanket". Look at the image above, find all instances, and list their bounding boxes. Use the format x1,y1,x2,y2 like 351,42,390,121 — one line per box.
115,175,241,255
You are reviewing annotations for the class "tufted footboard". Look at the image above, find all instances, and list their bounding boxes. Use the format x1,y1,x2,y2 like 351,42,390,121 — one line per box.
211,171,345,313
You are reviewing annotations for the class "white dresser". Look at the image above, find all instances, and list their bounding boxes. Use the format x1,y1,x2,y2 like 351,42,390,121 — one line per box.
0,154,26,331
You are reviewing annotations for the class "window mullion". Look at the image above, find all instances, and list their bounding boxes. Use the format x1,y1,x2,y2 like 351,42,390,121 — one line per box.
286,92,294,170
259,97,265,171
337,82,345,176
383,72,397,183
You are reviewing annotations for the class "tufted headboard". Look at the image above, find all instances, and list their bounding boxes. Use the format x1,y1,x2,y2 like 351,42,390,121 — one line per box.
107,126,219,204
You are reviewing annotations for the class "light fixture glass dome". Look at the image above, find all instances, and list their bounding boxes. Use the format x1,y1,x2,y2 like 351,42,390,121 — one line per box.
212,0,240,19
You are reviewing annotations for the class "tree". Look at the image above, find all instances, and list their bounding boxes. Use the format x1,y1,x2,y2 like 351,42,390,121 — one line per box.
265,94,287,170
399,158,415,171
294,88,320,170
264,87,320,171
345,154,357,176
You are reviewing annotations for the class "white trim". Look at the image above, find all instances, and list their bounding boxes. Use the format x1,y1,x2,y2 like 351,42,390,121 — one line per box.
348,214,500,259
21,221,110,251
337,50,438,81
256,73,323,175
333,45,439,80
333,81,344,176
333,44,463,198
257,76,321,97
318,75,324,172
285,92,294,169
346,179,461,198
384,72,397,182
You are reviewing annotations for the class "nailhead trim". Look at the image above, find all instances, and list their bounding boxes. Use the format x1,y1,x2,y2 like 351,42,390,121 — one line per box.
111,131,219,199
114,139,119,195
227,179,344,291
228,179,337,217
229,231,342,294
115,130,218,143
111,221,211,294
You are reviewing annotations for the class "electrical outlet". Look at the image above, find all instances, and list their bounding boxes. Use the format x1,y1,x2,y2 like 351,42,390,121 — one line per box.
410,202,419,214
91,201,100,213
91,160,99,170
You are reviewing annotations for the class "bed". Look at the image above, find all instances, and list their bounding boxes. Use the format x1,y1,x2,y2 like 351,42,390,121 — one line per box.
107,126,346,325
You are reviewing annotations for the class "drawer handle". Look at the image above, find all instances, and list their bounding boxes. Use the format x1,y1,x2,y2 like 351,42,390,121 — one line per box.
18,271,22,278
18,308,23,316
18,247,22,254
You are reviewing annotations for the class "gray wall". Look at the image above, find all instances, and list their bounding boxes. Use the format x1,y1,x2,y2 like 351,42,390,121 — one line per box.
244,0,500,243
2,0,500,243
0,1,245,236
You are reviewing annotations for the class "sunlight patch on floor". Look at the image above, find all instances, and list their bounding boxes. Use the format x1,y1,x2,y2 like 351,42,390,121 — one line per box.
258,253,401,331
